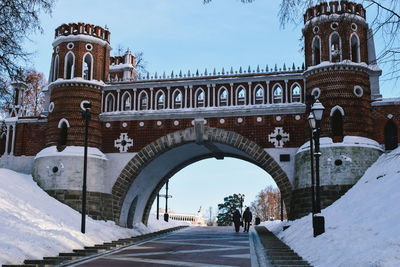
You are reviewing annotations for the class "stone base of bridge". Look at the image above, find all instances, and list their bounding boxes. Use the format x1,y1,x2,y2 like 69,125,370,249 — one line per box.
288,184,353,220
46,189,114,221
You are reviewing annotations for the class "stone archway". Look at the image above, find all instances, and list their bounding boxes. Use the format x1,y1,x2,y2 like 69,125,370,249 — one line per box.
111,122,292,227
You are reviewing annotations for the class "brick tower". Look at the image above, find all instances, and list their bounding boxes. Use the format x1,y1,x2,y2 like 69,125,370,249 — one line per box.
33,23,113,219
291,1,384,219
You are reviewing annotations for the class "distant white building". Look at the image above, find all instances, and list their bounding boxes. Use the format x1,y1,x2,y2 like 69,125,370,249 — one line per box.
157,207,206,226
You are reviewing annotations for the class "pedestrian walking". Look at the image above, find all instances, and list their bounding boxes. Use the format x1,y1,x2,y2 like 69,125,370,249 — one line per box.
242,207,252,232
233,209,241,233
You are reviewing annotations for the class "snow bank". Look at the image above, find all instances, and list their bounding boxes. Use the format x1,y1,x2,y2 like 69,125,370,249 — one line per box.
262,147,400,266
0,168,186,265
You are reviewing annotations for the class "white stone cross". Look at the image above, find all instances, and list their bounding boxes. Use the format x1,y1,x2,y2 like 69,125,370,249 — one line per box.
114,133,133,153
268,127,290,148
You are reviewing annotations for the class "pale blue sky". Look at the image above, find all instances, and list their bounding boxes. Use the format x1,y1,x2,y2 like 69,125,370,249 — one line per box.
26,0,398,215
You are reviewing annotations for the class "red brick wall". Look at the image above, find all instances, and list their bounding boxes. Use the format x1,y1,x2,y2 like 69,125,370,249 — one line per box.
304,16,368,67
306,70,373,139
101,114,308,153
47,84,102,149
372,105,400,145
14,122,47,156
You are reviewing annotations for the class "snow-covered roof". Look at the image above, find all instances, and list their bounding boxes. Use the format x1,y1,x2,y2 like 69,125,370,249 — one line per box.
371,98,400,106
296,136,383,154
35,146,107,160
52,34,112,50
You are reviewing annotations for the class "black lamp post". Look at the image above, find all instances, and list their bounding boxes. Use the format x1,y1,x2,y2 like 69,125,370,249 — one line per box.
156,193,160,220
308,112,316,217
309,100,325,237
81,101,91,234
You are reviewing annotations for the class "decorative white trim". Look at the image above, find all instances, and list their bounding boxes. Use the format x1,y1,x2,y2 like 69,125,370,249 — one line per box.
138,90,149,111
85,43,93,51
268,127,290,148
253,84,264,104
53,55,59,82
217,86,228,106
329,31,342,62
271,83,283,104
350,33,360,63
80,100,90,111
49,102,55,113
155,89,165,110
67,42,74,50
105,93,115,112
330,105,345,117
53,35,111,50
311,35,321,66
290,82,302,103
58,118,70,128
194,87,205,108
330,22,339,31
121,91,132,111
82,52,94,80
353,85,363,97
235,85,246,106
64,51,75,79
172,88,183,109
114,133,133,153
311,87,321,99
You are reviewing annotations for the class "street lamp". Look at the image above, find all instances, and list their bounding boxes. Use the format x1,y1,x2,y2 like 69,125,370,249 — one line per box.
238,194,245,215
311,100,324,214
81,101,91,234
307,112,316,217
309,99,325,237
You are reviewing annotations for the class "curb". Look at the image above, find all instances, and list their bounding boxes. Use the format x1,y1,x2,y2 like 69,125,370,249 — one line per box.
2,226,188,267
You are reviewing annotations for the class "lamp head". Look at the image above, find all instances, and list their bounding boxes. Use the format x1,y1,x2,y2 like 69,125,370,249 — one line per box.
308,112,316,129
311,100,325,121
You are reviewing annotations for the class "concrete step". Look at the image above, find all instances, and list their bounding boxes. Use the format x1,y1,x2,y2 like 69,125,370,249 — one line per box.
255,226,312,267
272,260,310,265
3,226,189,267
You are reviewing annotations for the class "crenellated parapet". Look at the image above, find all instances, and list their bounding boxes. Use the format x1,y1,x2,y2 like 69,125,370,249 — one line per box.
54,22,110,43
109,49,137,81
304,1,365,24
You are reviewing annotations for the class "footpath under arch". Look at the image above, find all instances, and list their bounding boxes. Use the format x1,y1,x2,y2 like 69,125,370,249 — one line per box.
112,123,292,227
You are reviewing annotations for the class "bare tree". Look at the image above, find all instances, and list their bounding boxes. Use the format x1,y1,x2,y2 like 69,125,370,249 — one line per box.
24,70,47,116
279,0,400,81
114,44,148,78
0,0,54,106
134,51,148,77
251,186,286,221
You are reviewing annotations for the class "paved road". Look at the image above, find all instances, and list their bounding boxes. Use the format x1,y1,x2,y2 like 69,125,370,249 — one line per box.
73,226,259,267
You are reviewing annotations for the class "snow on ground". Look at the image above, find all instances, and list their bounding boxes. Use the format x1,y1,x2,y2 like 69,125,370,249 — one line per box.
0,168,187,265
262,147,400,267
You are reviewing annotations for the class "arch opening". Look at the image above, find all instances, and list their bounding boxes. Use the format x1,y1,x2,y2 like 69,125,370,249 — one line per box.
331,109,344,137
150,157,288,226
112,127,292,228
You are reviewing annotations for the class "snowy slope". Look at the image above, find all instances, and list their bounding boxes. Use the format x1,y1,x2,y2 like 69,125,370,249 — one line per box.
0,169,186,265
263,147,400,266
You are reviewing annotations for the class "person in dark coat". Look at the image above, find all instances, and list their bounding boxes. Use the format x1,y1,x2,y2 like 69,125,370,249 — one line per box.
242,207,252,232
233,209,241,233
